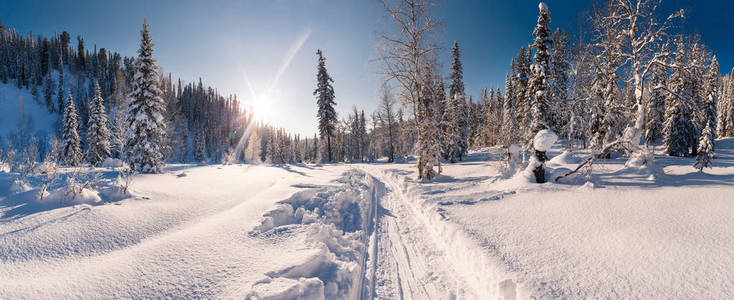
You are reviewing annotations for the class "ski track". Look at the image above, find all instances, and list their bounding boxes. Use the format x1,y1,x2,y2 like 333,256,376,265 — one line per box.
363,165,516,300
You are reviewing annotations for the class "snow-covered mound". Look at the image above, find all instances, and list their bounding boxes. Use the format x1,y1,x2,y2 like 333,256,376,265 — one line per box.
547,150,582,165
39,186,102,205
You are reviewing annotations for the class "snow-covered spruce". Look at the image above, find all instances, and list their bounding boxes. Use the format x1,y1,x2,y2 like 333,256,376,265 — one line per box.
125,20,167,173
61,89,82,166
446,41,469,162
87,82,111,166
314,49,337,163
694,123,714,172
527,1,552,135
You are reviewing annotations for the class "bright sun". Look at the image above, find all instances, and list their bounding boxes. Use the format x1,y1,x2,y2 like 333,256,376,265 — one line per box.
250,97,273,122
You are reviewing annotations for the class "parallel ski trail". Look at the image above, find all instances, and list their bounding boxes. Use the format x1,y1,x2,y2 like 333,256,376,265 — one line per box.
365,166,473,300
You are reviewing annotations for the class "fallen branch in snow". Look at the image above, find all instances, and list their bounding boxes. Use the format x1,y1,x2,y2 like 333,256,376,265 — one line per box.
555,157,593,182
555,139,646,182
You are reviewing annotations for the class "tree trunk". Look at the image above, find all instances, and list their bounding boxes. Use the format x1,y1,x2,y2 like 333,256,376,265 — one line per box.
327,135,332,162
533,149,548,183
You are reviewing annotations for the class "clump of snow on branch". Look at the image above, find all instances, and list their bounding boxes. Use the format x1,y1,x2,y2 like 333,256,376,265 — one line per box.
533,129,558,152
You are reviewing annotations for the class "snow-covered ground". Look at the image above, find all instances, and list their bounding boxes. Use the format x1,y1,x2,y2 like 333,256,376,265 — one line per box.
1,140,733,299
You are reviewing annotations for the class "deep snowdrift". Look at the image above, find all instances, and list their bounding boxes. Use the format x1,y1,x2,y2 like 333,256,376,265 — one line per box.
247,169,385,300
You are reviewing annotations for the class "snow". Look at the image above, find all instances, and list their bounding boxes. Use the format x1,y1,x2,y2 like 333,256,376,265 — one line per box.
538,2,548,12
532,129,558,152
1,142,733,298
101,158,126,169
0,81,56,139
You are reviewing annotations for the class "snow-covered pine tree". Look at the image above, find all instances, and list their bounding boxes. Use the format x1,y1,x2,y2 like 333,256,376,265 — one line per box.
645,63,666,144
447,41,468,161
704,56,720,138
688,43,709,157
359,110,369,161
726,71,734,137
494,89,504,143
125,20,167,173
61,90,82,166
694,123,714,172
662,92,689,157
717,71,731,137
57,54,64,115
86,82,111,166
416,65,442,179
438,78,454,161
475,88,489,146
514,48,532,140
550,28,570,133
527,2,553,183
528,2,552,135
43,72,54,113
244,129,262,163
314,49,337,162
502,73,519,146
311,133,321,163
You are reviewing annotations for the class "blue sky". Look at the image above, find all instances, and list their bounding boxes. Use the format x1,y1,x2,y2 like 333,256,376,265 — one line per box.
1,0,732,136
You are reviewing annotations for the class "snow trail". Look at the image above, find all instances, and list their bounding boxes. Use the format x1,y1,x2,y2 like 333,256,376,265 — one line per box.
364,166,519,300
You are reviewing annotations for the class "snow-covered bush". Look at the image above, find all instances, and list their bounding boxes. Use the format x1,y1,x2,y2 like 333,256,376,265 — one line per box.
101,158,125,169
10,179,32,193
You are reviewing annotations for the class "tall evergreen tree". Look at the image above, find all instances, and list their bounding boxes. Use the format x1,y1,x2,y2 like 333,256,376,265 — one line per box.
528,2,553,135
646,64,666,144
447,41,468,161
43,72,54,113
662,94,689,157
87,82,111,166
314,49,337,162
550,29,570,132
694,123,714,172
125,20,167,173
527,2,554,183
716,72,731,137
514,49,532,137
704,56,719,137
726,71,734,137
503,73,519,145
61,90,82,166
56,54,64,114
416,65,442,179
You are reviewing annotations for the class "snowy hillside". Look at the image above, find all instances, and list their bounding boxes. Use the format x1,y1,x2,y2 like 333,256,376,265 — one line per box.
1,142,732,299
0,82,56,142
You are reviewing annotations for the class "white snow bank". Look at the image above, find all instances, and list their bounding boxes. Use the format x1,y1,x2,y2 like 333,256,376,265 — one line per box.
249,170,383,300
547,150,581,165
